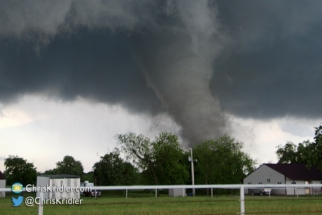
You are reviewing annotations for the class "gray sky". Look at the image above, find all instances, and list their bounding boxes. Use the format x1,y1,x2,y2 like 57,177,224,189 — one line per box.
1,0,321,172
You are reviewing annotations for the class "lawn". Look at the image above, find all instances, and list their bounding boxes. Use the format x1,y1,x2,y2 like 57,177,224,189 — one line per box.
1,191,322,215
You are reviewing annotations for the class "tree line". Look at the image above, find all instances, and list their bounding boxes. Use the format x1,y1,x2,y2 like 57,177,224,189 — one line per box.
276,125,322,170
4,133,257,188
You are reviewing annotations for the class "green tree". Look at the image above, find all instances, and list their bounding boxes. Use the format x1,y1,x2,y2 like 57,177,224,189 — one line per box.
117,132,189,185
150,132,189,185
93,150,139,185
276,141,300,164
44,168,58,175
312,125,322,170
82,171,94,182
276,140,312,164
193,136,256,187
4,155,37,186
117,133,158,184
276,125,322,171
56,155,84,176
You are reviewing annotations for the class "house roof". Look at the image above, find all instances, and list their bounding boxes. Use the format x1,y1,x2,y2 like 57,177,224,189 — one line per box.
0,171,5,180
38,174,80,179
265,163,322,181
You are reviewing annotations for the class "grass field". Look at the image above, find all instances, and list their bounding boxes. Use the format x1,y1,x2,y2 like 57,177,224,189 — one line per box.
2,191,322,215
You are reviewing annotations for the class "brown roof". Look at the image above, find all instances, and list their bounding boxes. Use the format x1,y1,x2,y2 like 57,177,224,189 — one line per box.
265,164,322,181
0,171,5,180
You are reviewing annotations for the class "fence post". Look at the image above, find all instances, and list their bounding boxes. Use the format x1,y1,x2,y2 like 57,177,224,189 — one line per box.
38,192,43,215
240,186,245,215
126,189,128,199
155,189,157,198
211,188,213,198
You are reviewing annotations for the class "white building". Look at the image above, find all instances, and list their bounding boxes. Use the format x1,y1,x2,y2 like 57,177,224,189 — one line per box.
36,174,80,199
244,164,322,195
0,171,5,198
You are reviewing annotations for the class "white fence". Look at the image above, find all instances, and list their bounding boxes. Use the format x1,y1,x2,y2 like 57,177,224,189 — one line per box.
2,184,322,215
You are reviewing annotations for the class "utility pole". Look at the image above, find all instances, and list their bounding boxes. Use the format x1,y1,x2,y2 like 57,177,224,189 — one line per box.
189,148,195,196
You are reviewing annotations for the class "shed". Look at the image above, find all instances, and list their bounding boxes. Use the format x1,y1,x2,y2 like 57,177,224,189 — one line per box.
169,188,186,197
0,171,6,198
244,164,322,195
36,174,80,199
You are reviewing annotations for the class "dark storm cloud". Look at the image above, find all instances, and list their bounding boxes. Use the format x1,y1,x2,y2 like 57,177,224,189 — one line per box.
211,0,322,119
0,29,161,113
1,0,322,145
